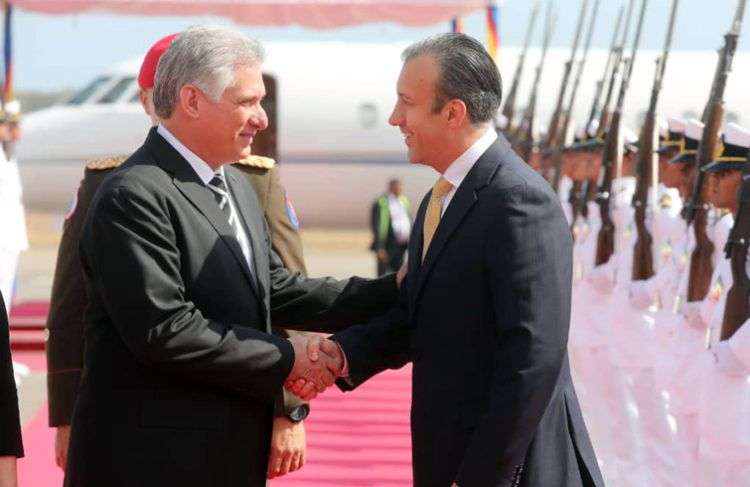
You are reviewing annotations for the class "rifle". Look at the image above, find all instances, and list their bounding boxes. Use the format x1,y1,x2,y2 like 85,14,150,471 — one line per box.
550,0,601,191
594,0,648,267
543,0,589,156
721,157,750,339
583,4,625,137
631,0,679,281
569,180,582,233
597,0,636,138
501,1,540,132
685,0,747,302
514,2,556,162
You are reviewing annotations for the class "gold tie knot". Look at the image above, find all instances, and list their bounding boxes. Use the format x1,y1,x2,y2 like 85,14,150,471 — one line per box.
431,176,453,200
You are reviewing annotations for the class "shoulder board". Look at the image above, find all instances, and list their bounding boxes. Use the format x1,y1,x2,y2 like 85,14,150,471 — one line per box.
86,155,128,171
234,155,276,169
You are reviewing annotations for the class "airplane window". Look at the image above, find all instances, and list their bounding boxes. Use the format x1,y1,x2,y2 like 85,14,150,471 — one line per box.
67,76,111,105
99,77,136,104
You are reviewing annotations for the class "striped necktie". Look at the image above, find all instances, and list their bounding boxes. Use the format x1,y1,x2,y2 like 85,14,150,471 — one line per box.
208,173,254,271
422,176,454,260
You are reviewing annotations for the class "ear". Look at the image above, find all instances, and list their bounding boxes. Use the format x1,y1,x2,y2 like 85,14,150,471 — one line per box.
178,84,202,119
444,99,468,128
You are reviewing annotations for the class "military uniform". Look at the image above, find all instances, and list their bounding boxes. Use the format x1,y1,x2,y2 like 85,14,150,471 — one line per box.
46,154,309,427
0,113,28,309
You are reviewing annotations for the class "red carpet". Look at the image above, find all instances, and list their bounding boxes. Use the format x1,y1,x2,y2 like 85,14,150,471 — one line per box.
14,347,413,486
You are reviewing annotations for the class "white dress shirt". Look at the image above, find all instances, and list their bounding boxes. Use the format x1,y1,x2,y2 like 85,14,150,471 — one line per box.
440,126,498,215
387,193,411,244
157,124,255,273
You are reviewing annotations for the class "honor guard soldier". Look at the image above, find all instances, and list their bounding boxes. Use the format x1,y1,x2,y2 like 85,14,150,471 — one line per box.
689,122,750,484
370,178,411,276
0,100,28,314
46,33,311,479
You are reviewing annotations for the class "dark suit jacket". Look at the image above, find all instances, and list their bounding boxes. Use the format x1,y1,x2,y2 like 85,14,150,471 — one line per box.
0,291,23,458
334,134,604,487
64,128,397,487
47,158,309,427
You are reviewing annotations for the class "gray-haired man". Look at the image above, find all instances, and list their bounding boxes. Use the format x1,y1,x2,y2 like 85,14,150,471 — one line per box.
63,25,398,487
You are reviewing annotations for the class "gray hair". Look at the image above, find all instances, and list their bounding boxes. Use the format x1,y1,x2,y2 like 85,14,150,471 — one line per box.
152,25,265,119
402,33,502,125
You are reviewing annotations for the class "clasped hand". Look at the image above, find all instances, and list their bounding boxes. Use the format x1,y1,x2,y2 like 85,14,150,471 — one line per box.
285,335,345,400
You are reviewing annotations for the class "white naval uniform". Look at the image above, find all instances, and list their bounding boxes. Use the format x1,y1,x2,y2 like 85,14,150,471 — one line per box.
0,145,28,313
693,216,750,485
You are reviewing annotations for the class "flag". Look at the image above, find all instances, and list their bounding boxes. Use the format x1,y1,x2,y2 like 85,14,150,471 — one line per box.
450,16,464,33
3,0,12,103
486,0,500,61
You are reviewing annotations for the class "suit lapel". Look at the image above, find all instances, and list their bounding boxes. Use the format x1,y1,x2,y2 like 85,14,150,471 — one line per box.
144,128,260,300
412,136,509,308
226,168,269,309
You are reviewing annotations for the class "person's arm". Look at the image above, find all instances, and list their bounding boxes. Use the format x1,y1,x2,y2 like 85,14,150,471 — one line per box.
268,246,398,334
81,183,327,401
455,184,572,486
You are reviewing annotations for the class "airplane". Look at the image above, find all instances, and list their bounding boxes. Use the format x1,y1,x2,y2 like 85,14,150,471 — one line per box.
16,42,749,228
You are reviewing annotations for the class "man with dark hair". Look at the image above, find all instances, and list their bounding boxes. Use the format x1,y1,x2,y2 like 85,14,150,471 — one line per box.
292,33,603,487
370,178,411,276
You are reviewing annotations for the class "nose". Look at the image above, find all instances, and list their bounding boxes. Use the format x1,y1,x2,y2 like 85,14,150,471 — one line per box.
248,105,268,131
388,103,403,127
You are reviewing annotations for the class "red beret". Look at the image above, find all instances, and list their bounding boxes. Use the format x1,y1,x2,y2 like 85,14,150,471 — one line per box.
137,33,180,90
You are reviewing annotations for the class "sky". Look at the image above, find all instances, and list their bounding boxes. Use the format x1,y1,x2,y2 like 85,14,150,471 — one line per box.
12,0,749,92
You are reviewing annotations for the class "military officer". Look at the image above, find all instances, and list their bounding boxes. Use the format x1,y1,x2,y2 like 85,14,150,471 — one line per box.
682,123,750,485
0,101,28,312
46,33,311,480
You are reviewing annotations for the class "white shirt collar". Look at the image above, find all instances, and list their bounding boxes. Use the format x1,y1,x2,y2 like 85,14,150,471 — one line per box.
442,126,497,189
157,124,217,185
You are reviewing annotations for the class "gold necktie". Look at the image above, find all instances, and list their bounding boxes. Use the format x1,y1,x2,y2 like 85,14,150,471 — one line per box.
422,176,454,260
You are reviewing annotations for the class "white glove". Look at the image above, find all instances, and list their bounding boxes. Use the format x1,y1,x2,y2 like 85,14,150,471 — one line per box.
587,264,615,294
629,280,653,310
682,301,706,330
713,340,749,377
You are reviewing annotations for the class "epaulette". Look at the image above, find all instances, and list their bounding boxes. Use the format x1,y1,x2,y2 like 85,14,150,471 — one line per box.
86,154,128,171
234,155,276,169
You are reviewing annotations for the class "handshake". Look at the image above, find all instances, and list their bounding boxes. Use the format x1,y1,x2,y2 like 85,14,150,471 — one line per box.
285,335,346,400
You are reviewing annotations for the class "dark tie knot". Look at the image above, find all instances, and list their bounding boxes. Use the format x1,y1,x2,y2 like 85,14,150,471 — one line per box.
209,174,227,191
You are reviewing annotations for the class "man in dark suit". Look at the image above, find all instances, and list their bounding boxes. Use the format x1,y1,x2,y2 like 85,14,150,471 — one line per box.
370,178,411,276
64,26,397,487
292,33,604,486
0,291,23,487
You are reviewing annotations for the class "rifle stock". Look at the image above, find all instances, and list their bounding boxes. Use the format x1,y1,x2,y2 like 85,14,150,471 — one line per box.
632,113,656,280
632,0,679,281
501,1,540,131
595,0,647,267
686,103,723,301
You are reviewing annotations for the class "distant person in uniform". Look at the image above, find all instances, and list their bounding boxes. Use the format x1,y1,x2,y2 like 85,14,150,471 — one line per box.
47,32,315,481
0,101,28,312
0,290,23,487
370,178,411,276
